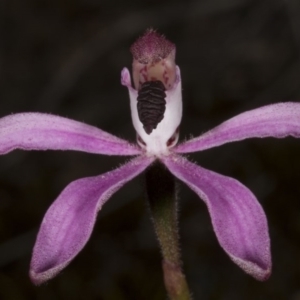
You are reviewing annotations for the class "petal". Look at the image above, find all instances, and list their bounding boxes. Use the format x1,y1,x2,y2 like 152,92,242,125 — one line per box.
161,154,271,280
175,102,300,153
0,113,141,156
29,155,154,284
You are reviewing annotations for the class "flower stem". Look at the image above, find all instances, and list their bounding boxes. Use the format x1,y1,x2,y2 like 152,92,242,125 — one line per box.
145,161,191,300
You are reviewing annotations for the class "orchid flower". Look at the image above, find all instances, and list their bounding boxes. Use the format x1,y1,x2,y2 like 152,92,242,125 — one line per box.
1,30,300,286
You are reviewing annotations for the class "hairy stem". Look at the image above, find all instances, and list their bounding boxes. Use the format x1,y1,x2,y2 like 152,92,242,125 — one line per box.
145,161,191,300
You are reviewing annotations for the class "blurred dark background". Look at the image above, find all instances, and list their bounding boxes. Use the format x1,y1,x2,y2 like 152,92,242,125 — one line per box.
1,0,300,299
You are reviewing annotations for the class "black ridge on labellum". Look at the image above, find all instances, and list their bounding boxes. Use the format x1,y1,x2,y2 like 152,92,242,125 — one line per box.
137,81,166,134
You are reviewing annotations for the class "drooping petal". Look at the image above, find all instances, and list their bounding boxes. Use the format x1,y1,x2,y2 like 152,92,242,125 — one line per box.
175,102,300,153
29,155,154,284
162,154,271,281
0,113,141,156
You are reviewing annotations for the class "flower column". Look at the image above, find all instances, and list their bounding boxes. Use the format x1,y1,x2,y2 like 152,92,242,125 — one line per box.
129,30,191,300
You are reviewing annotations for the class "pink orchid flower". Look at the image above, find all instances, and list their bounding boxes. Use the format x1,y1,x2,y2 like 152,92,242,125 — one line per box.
1,30,300,285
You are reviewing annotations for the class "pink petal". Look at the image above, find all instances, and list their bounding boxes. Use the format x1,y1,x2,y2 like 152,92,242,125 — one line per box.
175,102,300,153
30,155,154,284
0,113,141,156
162,154,271,280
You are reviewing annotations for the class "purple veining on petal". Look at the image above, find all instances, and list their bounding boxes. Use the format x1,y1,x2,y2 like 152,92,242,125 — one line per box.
130,29,177,90
30,155,154,285
162,154,271,281
175,102,300,153
0,113,141,156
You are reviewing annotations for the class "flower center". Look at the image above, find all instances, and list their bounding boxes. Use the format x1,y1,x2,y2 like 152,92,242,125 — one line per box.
126,30,182,156
137,80,166,134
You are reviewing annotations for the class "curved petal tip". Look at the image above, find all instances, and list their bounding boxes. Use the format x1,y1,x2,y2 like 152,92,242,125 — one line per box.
29,265,64,285
230,255,271,281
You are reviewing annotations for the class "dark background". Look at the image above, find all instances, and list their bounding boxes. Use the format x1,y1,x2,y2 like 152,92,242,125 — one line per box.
1,0,300,299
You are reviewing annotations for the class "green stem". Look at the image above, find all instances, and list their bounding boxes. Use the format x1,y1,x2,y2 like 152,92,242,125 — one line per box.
145,161,191,300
